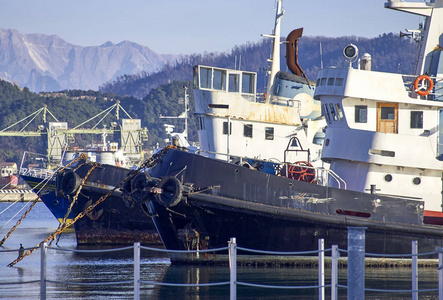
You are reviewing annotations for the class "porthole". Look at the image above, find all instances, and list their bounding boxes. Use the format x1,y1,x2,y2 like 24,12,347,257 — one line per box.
413,177,421,185
384,174,392,182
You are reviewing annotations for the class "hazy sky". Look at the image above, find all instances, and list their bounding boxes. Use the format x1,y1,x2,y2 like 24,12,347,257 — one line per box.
1,0,423,55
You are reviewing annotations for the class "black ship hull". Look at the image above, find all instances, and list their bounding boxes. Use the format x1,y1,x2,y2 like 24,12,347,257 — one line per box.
57,162,160,245
143,149,443,263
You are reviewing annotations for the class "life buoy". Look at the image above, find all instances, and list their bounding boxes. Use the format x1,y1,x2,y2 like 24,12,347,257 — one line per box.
155,176,183,207
281,161,315,183
60,170,81,195
413,75,434,96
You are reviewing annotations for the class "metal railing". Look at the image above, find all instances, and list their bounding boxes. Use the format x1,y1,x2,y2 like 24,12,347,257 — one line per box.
1,228,443,300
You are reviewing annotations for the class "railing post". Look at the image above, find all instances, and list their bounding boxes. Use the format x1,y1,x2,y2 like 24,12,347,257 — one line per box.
347,227,366,300
437,247,443,300
40,242,47,300
412,241,418,300
331,245,339,300
318,238,324,300
134,242,140,300
229,237,237,300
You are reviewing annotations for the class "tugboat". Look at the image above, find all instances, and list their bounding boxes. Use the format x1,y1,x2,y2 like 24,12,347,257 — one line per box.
116,0,443,262
54,0,328,247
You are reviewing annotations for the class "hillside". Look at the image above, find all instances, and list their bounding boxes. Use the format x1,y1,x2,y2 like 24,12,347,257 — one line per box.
101,33,419,98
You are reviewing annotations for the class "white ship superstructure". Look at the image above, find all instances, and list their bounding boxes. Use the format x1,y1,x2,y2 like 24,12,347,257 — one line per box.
314,0,443,222
193,0,326,167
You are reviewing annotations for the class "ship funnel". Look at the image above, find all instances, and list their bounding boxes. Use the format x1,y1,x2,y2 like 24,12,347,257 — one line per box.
286,28,307,78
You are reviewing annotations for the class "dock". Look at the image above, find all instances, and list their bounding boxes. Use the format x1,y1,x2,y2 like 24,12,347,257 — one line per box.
0,190,39,202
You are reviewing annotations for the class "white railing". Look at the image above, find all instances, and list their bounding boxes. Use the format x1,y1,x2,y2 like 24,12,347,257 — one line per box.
1,227,443,300
402,74,443,100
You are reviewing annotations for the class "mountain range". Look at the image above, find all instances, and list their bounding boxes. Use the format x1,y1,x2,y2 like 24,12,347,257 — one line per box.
0,29,177,92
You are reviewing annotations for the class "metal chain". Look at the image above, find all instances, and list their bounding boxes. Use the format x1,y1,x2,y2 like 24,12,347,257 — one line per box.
6,146,173,267
0,154,88,247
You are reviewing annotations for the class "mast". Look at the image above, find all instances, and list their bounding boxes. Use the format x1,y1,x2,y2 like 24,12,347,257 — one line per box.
386,0,443,75
264,0,284,102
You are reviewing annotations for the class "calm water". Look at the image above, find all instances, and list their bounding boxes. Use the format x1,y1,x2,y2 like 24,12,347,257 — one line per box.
0,202,440,299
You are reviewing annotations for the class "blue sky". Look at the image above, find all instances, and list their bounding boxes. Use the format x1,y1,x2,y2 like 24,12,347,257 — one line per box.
1,0,423,55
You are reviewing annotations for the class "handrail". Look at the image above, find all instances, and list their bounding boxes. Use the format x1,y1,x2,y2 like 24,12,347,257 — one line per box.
1,233,442,299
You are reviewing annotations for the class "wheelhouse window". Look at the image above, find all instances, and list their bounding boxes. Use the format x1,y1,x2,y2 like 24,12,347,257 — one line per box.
241,73,255,94
213,69,226,90
200,67,212,89
335,103,343,120
410,111,423,129
355,105,367,123
223,121,232,135
228,74,239,92
329,103,337,121
322,104,331,124
244,124,253,137
265,127,274,140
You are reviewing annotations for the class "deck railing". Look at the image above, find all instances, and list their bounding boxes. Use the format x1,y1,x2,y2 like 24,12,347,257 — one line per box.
1,227,443,300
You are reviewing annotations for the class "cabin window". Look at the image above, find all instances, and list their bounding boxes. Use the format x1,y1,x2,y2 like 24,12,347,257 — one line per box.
381,107,395,120
316,78,320,86
242,73,255,94
335,78,344,86
355,105,367,123
229,74,239,92
323,104,331,124
265,127,274,140
193,66,199,88
197,116,205,130
329,103,337,121
335,104,343,120
213,69,226,90
244,124,253,137
327,78,335,86
200,67,212,89
410,111,423,129
223,121,232,135
320,78,327,86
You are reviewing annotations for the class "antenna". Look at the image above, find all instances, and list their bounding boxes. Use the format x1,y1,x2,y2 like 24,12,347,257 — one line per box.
320,42,323,69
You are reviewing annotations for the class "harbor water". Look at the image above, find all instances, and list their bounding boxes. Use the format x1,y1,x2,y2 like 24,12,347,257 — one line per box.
0,202,440,299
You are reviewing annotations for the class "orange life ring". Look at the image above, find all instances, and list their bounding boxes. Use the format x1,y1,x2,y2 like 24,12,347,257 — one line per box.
414,75,434,96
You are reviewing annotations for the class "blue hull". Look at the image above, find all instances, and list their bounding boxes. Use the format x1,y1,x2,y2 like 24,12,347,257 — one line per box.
20,174,73,222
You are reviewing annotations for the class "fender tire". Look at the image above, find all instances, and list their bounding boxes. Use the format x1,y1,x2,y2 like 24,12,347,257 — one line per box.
155,176,182,208
60,170,81,195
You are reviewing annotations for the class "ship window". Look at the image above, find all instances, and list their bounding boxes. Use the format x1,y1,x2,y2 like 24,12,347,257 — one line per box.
327,78,335,86
316,78,320,86
197,116,205,130
242,73,255,94
381,107,395,120
228,74,239,92
320,78,327,86
200,67,212,89
335,78,344,86
355,105,367,123
329,103,337,121
335,104,343,120
244,124,253,137
193,66,199,88
213,69,226,90
410,111,423,129
223,121,232,135
265,127,274,140
323,104,331,124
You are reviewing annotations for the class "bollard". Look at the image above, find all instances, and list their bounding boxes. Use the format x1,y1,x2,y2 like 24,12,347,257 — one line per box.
331,245,339,300
412,241,418,300
40,242,47,300
347,227,366,300
134,242,140,300
318,239,324,300
229,237,237,300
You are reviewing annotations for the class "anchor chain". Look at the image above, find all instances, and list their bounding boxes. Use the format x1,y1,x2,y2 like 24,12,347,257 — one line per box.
0,154,88,247
7,146,174,266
